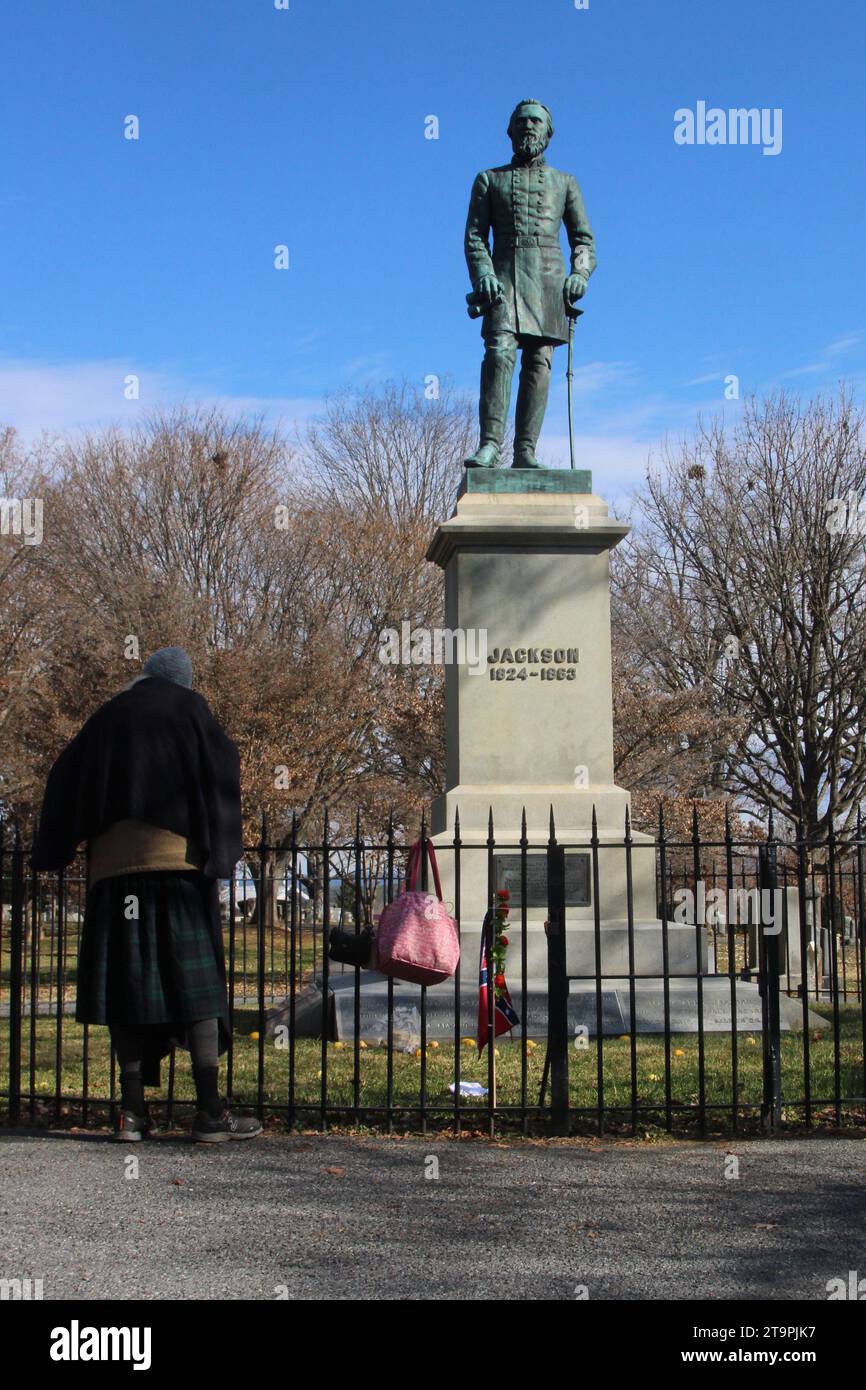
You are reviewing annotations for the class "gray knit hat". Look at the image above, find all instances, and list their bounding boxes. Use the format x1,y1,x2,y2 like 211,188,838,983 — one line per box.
143,646,194,688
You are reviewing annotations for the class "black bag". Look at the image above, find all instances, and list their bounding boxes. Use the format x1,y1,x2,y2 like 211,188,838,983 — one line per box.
328,926,375,968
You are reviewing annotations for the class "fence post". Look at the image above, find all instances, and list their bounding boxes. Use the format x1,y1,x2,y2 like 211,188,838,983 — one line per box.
287,810,298,1129
759,830,782,1131
256,810,268,1118
485,808,495,1136
546,823,569,1135
8,824,24,1124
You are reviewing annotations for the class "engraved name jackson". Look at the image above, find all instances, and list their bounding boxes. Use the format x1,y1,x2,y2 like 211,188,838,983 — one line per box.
487,645,579,681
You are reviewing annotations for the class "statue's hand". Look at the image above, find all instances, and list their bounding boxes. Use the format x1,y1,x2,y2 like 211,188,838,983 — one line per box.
564,273,588,304
476,274,503,307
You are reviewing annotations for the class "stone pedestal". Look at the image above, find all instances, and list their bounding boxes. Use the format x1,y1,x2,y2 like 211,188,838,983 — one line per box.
425,470,705,979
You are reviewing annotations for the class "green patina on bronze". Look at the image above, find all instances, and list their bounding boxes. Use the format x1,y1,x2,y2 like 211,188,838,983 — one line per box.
459,468,593,495
464,99,596,472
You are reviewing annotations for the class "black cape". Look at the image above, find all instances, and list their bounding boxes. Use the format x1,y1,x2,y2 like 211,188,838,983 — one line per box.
33,677,243,1087
33,676,243,878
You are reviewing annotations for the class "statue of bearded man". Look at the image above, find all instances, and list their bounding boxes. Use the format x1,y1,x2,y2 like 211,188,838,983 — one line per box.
464,99,596,469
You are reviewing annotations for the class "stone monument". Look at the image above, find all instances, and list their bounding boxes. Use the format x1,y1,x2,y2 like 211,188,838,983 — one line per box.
332,98,824,1039
427,469,705,985
426,97,700,988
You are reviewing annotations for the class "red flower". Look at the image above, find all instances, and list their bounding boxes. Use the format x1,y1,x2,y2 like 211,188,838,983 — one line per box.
494,973,506,988
499,934,509,946
496,889,510,899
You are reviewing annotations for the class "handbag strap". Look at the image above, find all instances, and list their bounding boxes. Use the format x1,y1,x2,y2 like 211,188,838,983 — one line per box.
404,841,420,893
405,838,444,901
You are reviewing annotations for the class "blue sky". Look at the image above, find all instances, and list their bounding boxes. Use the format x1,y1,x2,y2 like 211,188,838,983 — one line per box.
1,0,864,494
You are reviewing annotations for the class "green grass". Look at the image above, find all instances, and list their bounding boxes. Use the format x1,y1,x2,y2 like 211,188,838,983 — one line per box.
4,1003,863,1138
0,921,324,1004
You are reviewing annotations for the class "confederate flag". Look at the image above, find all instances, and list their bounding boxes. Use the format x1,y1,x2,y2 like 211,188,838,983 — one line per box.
477,910,520,1053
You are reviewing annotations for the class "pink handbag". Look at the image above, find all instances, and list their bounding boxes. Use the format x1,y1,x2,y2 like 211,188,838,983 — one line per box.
375,840,460,985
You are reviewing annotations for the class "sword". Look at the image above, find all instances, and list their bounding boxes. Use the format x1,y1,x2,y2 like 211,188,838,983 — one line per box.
565,300,584,470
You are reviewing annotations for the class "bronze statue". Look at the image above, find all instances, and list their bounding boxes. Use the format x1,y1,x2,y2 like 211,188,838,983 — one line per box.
464,99,596,469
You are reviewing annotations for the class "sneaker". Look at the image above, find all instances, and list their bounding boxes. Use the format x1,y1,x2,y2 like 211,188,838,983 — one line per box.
192,1108,264,1143
113,1110,157,1142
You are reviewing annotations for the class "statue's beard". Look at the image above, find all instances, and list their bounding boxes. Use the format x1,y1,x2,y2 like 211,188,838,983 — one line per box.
512,133,547,163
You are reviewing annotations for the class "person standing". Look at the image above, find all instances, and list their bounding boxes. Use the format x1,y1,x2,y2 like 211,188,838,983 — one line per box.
32,647,263,1143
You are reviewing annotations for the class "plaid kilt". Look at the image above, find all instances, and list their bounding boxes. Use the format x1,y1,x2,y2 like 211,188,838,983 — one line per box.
76,870,228,1033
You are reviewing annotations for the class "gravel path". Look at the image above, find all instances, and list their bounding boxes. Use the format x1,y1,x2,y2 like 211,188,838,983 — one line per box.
1,1130,864,1300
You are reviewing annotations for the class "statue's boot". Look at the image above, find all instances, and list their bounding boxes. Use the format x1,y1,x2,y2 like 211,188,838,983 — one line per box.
464,441,501,469
512,343,553,469
465,340,515,468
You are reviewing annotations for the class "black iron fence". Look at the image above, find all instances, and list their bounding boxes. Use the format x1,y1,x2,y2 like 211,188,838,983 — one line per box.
1,808,864,1136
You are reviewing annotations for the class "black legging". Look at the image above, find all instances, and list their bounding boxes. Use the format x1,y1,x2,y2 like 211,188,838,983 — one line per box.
111,1017,219,1070
111,1018,220,1113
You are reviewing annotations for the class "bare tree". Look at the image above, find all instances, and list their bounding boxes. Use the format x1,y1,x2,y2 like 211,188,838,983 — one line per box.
0,429,61,812
1,389,464,845
613,389,866,840
303,379,473,525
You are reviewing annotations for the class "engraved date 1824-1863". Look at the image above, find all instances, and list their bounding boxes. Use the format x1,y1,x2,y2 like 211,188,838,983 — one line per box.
487,645,579,681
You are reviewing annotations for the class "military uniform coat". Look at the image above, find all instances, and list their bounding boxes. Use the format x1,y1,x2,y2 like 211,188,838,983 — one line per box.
464,156,596,344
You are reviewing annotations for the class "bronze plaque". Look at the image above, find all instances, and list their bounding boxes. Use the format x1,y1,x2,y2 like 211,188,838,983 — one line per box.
493,853,590,908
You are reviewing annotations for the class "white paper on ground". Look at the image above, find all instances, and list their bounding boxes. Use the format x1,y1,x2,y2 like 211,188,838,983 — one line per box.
449,1080,488,1097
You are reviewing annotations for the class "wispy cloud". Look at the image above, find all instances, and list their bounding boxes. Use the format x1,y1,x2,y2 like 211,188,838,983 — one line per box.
825,332,863,357
777,361,826,379
0,358,324,442
684,371,726,387
339,351,393,383
775,331,866,382
563,359,639,397
537,432,657,504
